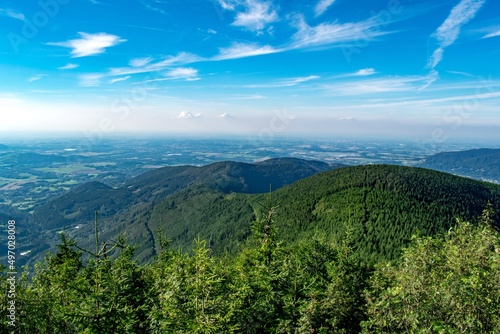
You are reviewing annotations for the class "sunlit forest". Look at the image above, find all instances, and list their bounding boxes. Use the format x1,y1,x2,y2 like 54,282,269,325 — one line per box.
2,203,499,333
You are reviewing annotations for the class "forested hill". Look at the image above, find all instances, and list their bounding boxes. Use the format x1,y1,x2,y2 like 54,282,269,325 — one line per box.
268,164,500,261
421,148,500,183
104,164,500,263
32,158,340,230
20,158,340,266
2,164,499,333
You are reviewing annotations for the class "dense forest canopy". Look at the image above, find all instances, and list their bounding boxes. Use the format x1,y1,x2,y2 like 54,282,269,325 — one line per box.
2,164,500,333
1,203,499,333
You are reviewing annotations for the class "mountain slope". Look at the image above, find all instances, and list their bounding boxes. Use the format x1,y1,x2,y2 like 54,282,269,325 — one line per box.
421,148,500,183
33,181,134,229
24,158,340,265
32,158,339,229
120,164,500,263
270,164,500,261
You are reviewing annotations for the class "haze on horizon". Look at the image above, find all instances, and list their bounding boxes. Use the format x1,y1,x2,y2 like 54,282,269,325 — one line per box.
1,0,499,141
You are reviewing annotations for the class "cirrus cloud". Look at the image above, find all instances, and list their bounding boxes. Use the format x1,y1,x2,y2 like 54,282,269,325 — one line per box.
47,32,127,57
427,0,486,69
218,0,278,33
315,0,336,17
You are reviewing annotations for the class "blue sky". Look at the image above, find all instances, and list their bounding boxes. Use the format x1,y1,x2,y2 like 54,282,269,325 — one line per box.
1,0,499,140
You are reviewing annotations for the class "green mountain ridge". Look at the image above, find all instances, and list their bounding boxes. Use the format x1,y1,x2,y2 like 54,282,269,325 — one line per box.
10,158,500,267
421,148,500,182
96,164,500,263
21,158,340,265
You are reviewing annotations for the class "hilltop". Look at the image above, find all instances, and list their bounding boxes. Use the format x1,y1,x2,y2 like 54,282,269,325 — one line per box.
421,148,500,183
83,164,500,263
21,158,340,265
10,159,500,266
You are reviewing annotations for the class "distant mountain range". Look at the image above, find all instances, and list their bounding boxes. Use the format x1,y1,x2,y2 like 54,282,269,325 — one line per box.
420,148,500,183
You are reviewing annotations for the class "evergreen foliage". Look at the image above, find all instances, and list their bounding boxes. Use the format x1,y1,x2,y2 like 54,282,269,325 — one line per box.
363,216,500,333
2,167,500,333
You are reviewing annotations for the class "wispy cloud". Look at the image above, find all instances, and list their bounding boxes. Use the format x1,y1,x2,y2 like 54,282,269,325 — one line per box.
58,63,79,70
110,52,201,76
177,111,203,119
140,0,166,14
323,75,433,96
214,42,279,60
28,75,46,82
315,0,336,17
232,0,278,33
218,0,236,10
246,75,320,88
218,0,278,33
289,15,390,49
0,8,25,21
109,76,131,84
129,57,153,67
47,32,127,57
227,94,266,100
427,0,486,69
134,67,200,85
165,67,200,80
353,68,376,76
483,29,500,39
79,74,103,87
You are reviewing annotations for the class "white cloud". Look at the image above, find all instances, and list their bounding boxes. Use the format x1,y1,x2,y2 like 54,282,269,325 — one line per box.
140,0,166,14
79,74,103,87
228,94,266,100
290,15,389,49
353,68,376,76
177,111,203,119
129,57,153,67
428,47,443,69
47,32,126,57
218,113,234,118
246,75,320,88
110,52,201,76
315,0,336,17
28,75,45,82
0,8,25,21
218,0,236,10
58,63,79,70
419,69,439,90
214,42,278,60
483,29,500,38
165,67,199,80
323,75,433,95
232,0,278,33
427,0,486,69
109,76,131,84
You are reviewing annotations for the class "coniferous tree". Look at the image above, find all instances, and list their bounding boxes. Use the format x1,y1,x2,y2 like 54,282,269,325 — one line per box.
363,212,500,333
